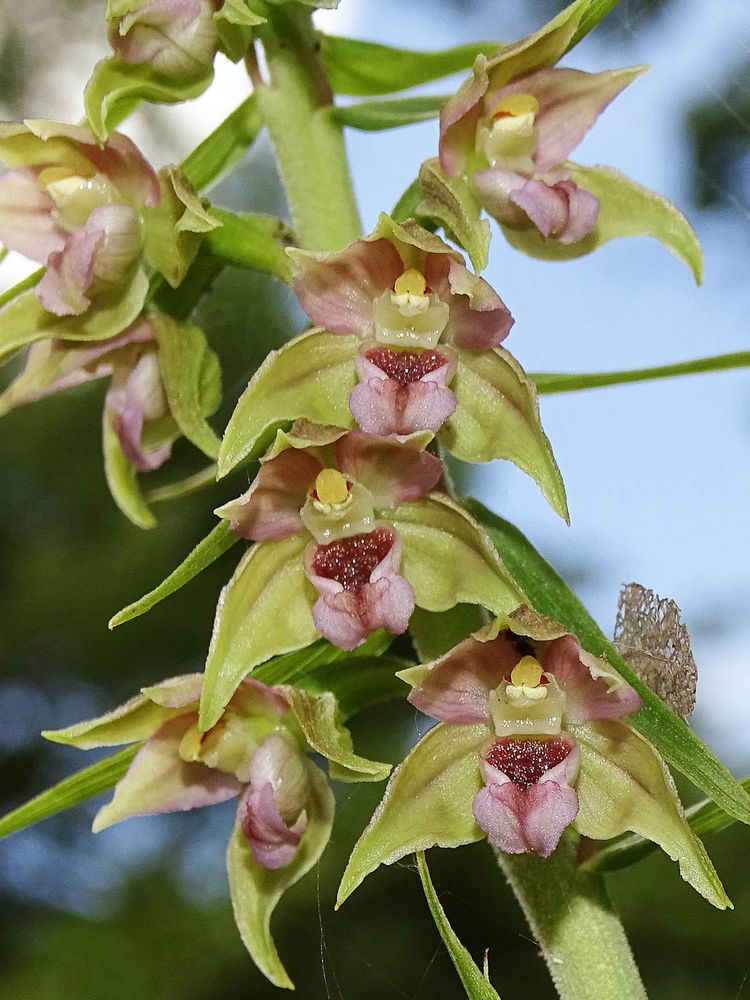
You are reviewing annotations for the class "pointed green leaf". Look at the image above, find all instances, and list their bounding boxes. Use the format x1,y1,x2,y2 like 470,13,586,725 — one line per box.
572,720,731,909
0,270,149,364
218,329,357,477
337,721,486,907
330,95,448,131
103,409,156,530
109,521,239,628
199,534,318,731
417,852,502,1000
418,158,490,272
84,57,213,142
465,499,750,826
502,164,703,284
0,746,139,842
227,761,334,989
204,210,294,282
181,95,262,191
442,348,568,521
390,494,525,616
409,604,488,662
280,687,391,783
319,35,501,97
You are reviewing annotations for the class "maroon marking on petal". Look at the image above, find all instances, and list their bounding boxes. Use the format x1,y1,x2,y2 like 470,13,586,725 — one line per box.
485,737,572,789
365,347,448,385
311,528,395,591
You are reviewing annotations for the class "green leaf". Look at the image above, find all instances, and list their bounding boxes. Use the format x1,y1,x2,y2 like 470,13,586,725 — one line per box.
181,94,262,191
443,348,568,521
204,209,294,282
280,687,391,783
297,655,412,721
330,95,448,131
416,852,502,1000
84,57,213,142
502,164,703,284
0,746,139,842
102,409,156,530
531,352,750,395
390,494,525,616
465,499,750,826
418,158,490,272
0,270,149,365
199,534,318,731
152,313,222,460
409,604,488,662
337,721,486,907
572,720,731,909
319,35,501,97
227,761,334,989
218,329,357,477
109,521,239,628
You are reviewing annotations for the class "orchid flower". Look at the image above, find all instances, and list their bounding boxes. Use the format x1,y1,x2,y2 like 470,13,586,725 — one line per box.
43,672,390,989
337,605,730,910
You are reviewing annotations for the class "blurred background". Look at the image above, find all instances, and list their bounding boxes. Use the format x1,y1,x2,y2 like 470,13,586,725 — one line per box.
2,0,750,996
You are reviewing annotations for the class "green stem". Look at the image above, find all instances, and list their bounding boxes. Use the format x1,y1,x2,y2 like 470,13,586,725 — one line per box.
532,352,750,394
0,266,44,310
256,7,362,250
497,840,647,1000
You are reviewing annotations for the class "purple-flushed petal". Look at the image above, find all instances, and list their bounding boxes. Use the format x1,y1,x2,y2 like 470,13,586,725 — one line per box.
112,0,218,78
426,255,514,350
406,631,522,724
304,529,414,650
543,636,642,724
510,177,599,243
106,347,172,472
291,238,403,337
439,55,490,177
472,166,530,228
87,203,142,285
247,731,310,817
349,377,457,437
335,431,443,508
240,782,307,870
0,167,65,262
231,678,292,720
92,715,241,831
36,224,102,316
215,448,322,541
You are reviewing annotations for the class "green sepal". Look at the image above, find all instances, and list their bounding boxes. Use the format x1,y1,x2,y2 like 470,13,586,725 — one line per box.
418,158,490,273
84,57,213,143
151,313,222,460
442,348,568,521
43,692,182,749
227,760,334,990
142,167,221,288
279,687,391,783
409,604,488,662
204,209,294,282
572,720,731,910
390,494,525,616
109,521,239,628
318,34,501,97
217,328,357,477
416,852,502,1000
103,408,156,529
465,500,750,826
337,721,487,907
502,164,703,284
199,534,318,732
147,463,218,504
330,95,448,132
0,269,149,365
214,0,265,60
181,95,262,191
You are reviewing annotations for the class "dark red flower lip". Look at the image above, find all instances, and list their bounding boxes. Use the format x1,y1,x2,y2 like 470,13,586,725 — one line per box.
484,735,574,789
310,528,396,591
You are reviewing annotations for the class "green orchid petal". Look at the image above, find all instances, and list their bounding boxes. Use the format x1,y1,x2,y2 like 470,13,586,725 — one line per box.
502,163,703,284
42,692,185,749
389,494,525,616
227,760,334,990
103,407,157,529
442,347,568,521
279,686,391,783
337,721,488,907
572,720,731,910
199,534,319,732
418,158,490,273
142,167,221,288
218,328,357,477
0,270,149,365
151,312,222,460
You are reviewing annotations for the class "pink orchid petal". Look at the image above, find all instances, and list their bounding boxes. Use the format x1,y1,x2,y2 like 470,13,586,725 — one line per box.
437,257,514,350
0,167,65,262
231,678,292,719
215,448,322,541
240,782,307,870
439,55,490,177
334,431,443,508
349,378,457,436
36,225,102,316
510,177,599,243
543,636,642,723
291,238,403,337
106,347,172,472
87,203,142,286
406,631,523,724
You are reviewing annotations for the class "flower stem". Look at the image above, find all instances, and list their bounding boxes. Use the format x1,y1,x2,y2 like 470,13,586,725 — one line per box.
256,6,362,251
496,839,648,1000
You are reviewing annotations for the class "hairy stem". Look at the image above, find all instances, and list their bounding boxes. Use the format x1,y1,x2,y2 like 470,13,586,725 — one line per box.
256,6,362,251
497,839,647,1000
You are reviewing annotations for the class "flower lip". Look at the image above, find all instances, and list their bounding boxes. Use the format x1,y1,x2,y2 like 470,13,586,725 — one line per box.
310,528,396,591
484,735,573,789
363,346,450,386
